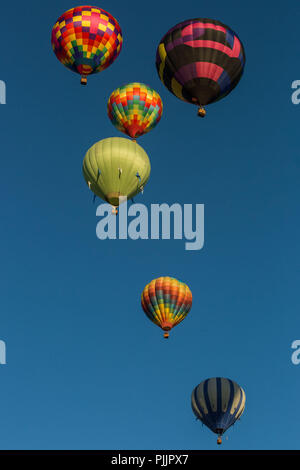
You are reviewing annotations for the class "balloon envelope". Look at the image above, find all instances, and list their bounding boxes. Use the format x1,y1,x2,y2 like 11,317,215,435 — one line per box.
83,137,150,209
141,276,192,338
107,83,163,139
191,377,246,443
156,18,245,114
51,6,123,83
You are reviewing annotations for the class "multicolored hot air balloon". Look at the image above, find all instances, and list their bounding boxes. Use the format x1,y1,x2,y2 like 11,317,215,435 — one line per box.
51,6,123,85
141,276,192,338
83,137,150,213
156,18,246,117
191,377,246,445
107,83,163,140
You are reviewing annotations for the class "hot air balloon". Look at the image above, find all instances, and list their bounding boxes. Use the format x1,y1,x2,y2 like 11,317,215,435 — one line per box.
51,6,123,85
156,19,245,117
141,277,192,338
191,377,246,445
107,83,163,140
83,137,150,213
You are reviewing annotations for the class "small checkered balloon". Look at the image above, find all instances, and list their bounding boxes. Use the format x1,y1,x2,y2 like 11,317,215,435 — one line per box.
107,83,163,139
51,5,123,84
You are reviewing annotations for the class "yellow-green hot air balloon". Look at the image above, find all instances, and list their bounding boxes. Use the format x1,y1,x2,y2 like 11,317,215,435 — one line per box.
83,137,151,213
191,377,246,445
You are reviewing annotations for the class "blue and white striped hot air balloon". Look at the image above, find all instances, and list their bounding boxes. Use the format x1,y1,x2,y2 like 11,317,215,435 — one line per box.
191,377,246,445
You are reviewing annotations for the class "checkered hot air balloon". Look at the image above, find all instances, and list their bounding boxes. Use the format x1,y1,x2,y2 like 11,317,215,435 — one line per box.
51,5,123,85
107,83,163,140
191,377,246,445
141,277,192,339
156,18,246,117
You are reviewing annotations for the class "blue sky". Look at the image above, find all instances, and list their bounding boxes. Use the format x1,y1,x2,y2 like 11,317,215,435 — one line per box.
0,0,300,450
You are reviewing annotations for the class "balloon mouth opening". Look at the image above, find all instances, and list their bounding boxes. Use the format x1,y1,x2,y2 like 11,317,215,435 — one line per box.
161,321,173,331
77,61,93,74
127,125,140,140
106,193,123,207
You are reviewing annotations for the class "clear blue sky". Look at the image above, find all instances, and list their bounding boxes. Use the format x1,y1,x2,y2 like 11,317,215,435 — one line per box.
0,0,300,450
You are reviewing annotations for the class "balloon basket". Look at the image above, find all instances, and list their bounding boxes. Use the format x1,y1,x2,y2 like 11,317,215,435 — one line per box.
81,76,87,85
197,106,206,118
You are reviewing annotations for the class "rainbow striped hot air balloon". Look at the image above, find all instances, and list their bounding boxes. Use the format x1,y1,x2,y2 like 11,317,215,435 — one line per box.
51,5,123,85
141,276,192,338
107,83,163,140
156,18,245,117
191,377,246,445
